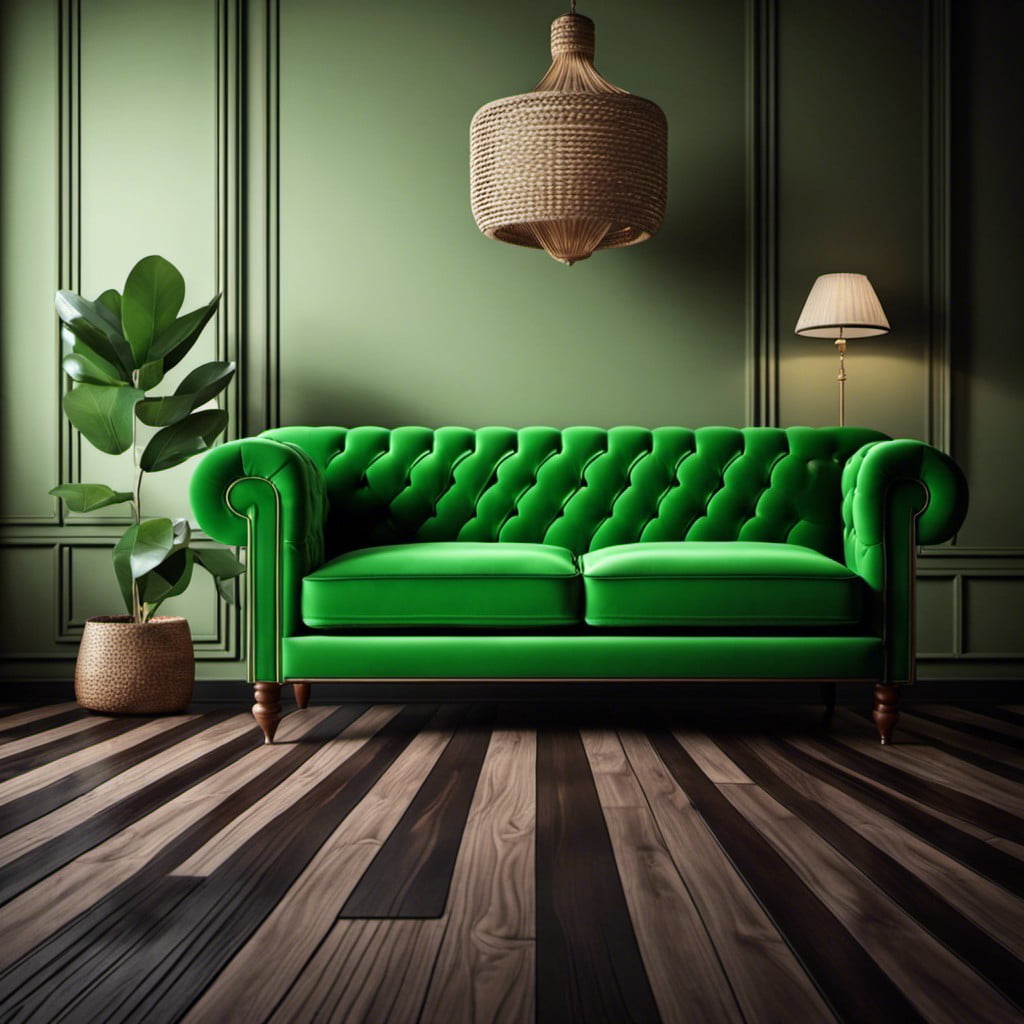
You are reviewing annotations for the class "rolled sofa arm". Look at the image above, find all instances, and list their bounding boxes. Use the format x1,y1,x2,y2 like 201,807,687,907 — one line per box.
190,437,329,682
841,439,968,683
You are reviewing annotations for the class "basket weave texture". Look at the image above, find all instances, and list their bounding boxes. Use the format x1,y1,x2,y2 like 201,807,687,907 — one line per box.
75,615,194,714
470,13,667,265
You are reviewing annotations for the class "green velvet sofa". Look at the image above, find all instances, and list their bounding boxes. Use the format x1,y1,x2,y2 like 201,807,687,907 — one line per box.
189,426,968,745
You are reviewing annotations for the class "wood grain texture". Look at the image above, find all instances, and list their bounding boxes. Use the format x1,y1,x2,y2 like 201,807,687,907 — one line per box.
649,728,923,1023
0,700,1021,1022
618,729,835,1023
340,704,493,918
181,705,463,1024
535,724,661,1024
741,734,1024,960
715,734,1024,1010
0,703,83,739
270,917,447,1024
420,717,536,1024
582,728,743,1023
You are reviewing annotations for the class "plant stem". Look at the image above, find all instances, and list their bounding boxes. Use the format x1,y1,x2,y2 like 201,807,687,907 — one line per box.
131,372,142,623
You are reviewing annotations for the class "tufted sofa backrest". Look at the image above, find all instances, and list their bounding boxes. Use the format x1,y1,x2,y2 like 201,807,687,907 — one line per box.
262,425,887,560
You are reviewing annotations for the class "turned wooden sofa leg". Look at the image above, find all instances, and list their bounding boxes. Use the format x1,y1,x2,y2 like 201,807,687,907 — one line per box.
293,682,311,709
872,683,899,745
253,682,283,744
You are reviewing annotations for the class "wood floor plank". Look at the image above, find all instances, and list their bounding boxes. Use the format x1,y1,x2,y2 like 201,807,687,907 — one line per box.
581,729,743,1024
794,734,1024,841
419,716,536,1024
719,780,1022,1023
832,730,1024,818
43,705,439,1024
649,728,923,1024
535,724,660,1024
0,715,153,783
672,729,752,784
619,730,835,1024
741,735,1024,960
0,707,354,974
183,705,462,1024
0,714,112,763
851,709,1024,781
340,704,493,918
171,705,402,877
715,735,1024,1012
779,737,1024,899
269,918,447,1024
912,705,1024,747
0,704,83,740
0,713,259,907
0,713,253,868
0,712,229,837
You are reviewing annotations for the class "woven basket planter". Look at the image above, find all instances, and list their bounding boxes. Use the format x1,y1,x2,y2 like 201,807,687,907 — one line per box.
470,12,667,265
75,615,194,714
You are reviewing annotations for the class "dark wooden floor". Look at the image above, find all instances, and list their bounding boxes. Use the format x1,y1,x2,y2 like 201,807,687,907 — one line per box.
0,697,1022,1023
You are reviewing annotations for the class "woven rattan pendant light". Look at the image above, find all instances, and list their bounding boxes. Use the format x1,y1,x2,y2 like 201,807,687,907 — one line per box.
470,3,668,266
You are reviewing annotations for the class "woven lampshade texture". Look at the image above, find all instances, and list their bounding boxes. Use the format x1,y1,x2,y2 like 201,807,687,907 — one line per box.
470,13,668,265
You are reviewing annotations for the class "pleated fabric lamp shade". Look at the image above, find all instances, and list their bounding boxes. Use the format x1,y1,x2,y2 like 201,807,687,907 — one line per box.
795,273,890,339
469,9,668,266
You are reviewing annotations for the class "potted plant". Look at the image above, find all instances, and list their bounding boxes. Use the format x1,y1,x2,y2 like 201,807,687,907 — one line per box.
51,254,244,713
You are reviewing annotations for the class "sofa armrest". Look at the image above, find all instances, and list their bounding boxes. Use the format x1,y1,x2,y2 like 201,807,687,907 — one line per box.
841,439,968,683
190,437,328,682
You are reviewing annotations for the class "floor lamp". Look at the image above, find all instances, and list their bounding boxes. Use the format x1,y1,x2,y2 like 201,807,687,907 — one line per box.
795,273,890,426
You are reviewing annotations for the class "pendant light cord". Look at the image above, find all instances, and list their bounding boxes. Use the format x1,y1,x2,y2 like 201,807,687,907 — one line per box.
570,1,576,12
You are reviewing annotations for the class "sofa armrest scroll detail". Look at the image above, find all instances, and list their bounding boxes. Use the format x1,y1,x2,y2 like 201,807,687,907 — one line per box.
841,439,968,683
190,438,329,682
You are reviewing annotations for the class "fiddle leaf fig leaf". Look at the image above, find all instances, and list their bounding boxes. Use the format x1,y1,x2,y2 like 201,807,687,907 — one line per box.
122,517,176,579
139,548,194,617
148,294,220,371
63,383,143,455
136,358,165,391
121,255,185,366
56,290,135,374
195,547,245,605
135,361,235,427
95,288,122,325
194,547,245,579
140,409,228,472
62,351,127,387
112,529,136,615
49,483,133,513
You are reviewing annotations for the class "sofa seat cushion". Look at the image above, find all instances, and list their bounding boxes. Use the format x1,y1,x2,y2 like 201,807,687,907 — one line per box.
580,541,863,627
302,542,580,628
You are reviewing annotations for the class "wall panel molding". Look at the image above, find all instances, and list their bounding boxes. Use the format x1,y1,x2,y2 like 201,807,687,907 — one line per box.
744,0,778,428
926,0,952,454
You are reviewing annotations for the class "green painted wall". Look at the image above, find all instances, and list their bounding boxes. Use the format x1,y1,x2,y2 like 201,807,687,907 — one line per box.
0,0,1020,684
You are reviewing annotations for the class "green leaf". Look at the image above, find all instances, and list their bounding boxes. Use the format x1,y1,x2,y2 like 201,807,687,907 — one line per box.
135,361,235,427
170,517,192,550
49,483,133,513
121,255,185,366
139,409,228,472
214,574,238,604
139,548,194,616
126,517,176,579
112,530,136,615
148,294,220,371
62,351,127,387
194,547,245,579
63,383,143,455
137,358,165,391
56,290,134,374
95,288,122,324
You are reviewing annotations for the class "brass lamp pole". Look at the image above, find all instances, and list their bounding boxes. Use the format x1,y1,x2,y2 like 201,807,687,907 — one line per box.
795,273,890,427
